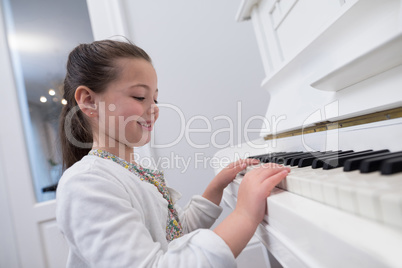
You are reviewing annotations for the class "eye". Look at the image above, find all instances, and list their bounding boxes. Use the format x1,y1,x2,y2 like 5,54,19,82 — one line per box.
133,97,145,101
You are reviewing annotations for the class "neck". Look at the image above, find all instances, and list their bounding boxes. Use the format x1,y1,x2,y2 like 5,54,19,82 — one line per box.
92,142,135,164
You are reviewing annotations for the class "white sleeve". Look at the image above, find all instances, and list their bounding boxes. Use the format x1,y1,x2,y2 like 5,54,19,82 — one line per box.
56,171,235,268
177,195,223,233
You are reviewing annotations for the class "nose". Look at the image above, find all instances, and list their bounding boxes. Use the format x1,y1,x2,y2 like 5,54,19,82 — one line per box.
148,103,159,118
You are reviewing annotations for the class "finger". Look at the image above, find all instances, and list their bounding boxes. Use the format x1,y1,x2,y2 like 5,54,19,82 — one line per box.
261,163,290,172
250,165,290,180
261,162,285,169
243,158,260,165
229,158,260,171
231,158,260,168
250,162,287,173
261,169,289,196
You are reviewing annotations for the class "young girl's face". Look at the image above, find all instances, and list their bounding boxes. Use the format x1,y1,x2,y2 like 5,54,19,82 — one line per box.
95,58,159,148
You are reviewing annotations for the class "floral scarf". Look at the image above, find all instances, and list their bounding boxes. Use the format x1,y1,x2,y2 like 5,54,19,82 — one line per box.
88,149,183,241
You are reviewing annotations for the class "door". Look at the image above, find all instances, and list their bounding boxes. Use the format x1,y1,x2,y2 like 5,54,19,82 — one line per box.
0,0,131,267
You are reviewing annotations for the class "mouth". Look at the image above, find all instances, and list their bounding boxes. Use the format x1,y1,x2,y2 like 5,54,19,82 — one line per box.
138,121,153,131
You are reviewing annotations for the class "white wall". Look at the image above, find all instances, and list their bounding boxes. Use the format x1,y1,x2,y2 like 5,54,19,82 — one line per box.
124,0,269,209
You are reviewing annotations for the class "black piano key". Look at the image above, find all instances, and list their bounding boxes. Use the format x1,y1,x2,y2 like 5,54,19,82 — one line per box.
249,153,275,161
312,151,366,169
266,152,301,163
290,151,337,166
360,151,402,173
298,150,353,168
258,152,281,162
381,157,402,175
343,151,398,172
284,152,316,165
310,151,357,168
322,150,389,170
249,152,289,163
297,152,337,167
273,152,304,164
298,153,334,167
249,153,274,162
248,153,270,159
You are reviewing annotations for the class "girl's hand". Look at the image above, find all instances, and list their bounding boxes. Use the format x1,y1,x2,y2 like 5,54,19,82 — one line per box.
214,158,261,189
202,158,260,206
235,163,290,224
213,163,290,257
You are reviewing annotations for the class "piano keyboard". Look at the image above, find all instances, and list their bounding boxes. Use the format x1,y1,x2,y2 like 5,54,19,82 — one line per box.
217,119,402,267
238,150,402,229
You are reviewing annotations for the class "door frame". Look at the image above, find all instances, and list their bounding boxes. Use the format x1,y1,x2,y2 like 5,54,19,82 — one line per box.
0,0,132,267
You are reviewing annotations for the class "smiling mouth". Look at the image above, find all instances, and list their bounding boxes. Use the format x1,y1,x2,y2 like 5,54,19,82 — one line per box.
138,121,153,131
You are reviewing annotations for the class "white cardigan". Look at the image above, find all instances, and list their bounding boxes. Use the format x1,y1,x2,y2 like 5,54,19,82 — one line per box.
56,155,236,267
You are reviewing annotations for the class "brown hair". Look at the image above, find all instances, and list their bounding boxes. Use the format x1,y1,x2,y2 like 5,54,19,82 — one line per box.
59,39,152,170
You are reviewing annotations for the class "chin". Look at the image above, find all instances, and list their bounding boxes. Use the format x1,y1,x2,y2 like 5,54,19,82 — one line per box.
129,134,152,147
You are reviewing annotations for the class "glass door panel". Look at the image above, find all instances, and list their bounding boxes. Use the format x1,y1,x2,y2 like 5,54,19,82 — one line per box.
3,0,94,202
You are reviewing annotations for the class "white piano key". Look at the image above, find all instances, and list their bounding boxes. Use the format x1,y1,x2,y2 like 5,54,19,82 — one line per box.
216,118,402,268
277,177,287,190
355,186,383,221
299,176,313,197
232,150,402,230
380,189,402,229
355,177,402,222
337,184,359,214
309,179,325,202
295,168,342,207
322,181,340,208
286,174,302,195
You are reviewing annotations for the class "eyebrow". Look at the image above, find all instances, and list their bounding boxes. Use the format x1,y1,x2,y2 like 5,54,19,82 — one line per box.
129,84,158,92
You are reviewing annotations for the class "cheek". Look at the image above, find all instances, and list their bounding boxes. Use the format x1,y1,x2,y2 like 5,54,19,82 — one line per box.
154,109,159,122
116,104,146,124
107,105,145,134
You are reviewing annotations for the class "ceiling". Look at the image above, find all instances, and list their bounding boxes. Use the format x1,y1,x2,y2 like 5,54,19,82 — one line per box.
4,0,93,105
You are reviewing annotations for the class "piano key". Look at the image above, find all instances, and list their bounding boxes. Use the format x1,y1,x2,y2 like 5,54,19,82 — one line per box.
288,153,316,166
344,151,402,172
269,152,303,163
380,189,402,228
284,153,308,165
298,150,353,167
248,153,270,161
284,167,341,207
237,150,402,231
360,151,402,173
315,168,402,221
284,160,402,219
381,157,402,175
355,175,402,222
322,150,389,170
311,151,361,168
258,152,288,163
289,151,339,166
275,152,311,164
286,152,323,166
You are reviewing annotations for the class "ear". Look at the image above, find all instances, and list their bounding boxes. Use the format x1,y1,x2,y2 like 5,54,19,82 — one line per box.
75,86,97,117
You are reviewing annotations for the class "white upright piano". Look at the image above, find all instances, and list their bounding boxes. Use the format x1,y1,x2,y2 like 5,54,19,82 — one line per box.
215,0,402,267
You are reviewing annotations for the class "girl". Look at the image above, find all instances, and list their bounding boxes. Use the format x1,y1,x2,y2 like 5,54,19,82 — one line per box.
56,39,290,267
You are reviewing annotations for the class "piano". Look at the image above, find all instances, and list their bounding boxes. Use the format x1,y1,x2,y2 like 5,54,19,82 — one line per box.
214,0,402,267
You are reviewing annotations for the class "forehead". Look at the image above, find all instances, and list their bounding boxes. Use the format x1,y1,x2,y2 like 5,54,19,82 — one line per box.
114,58,157,86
